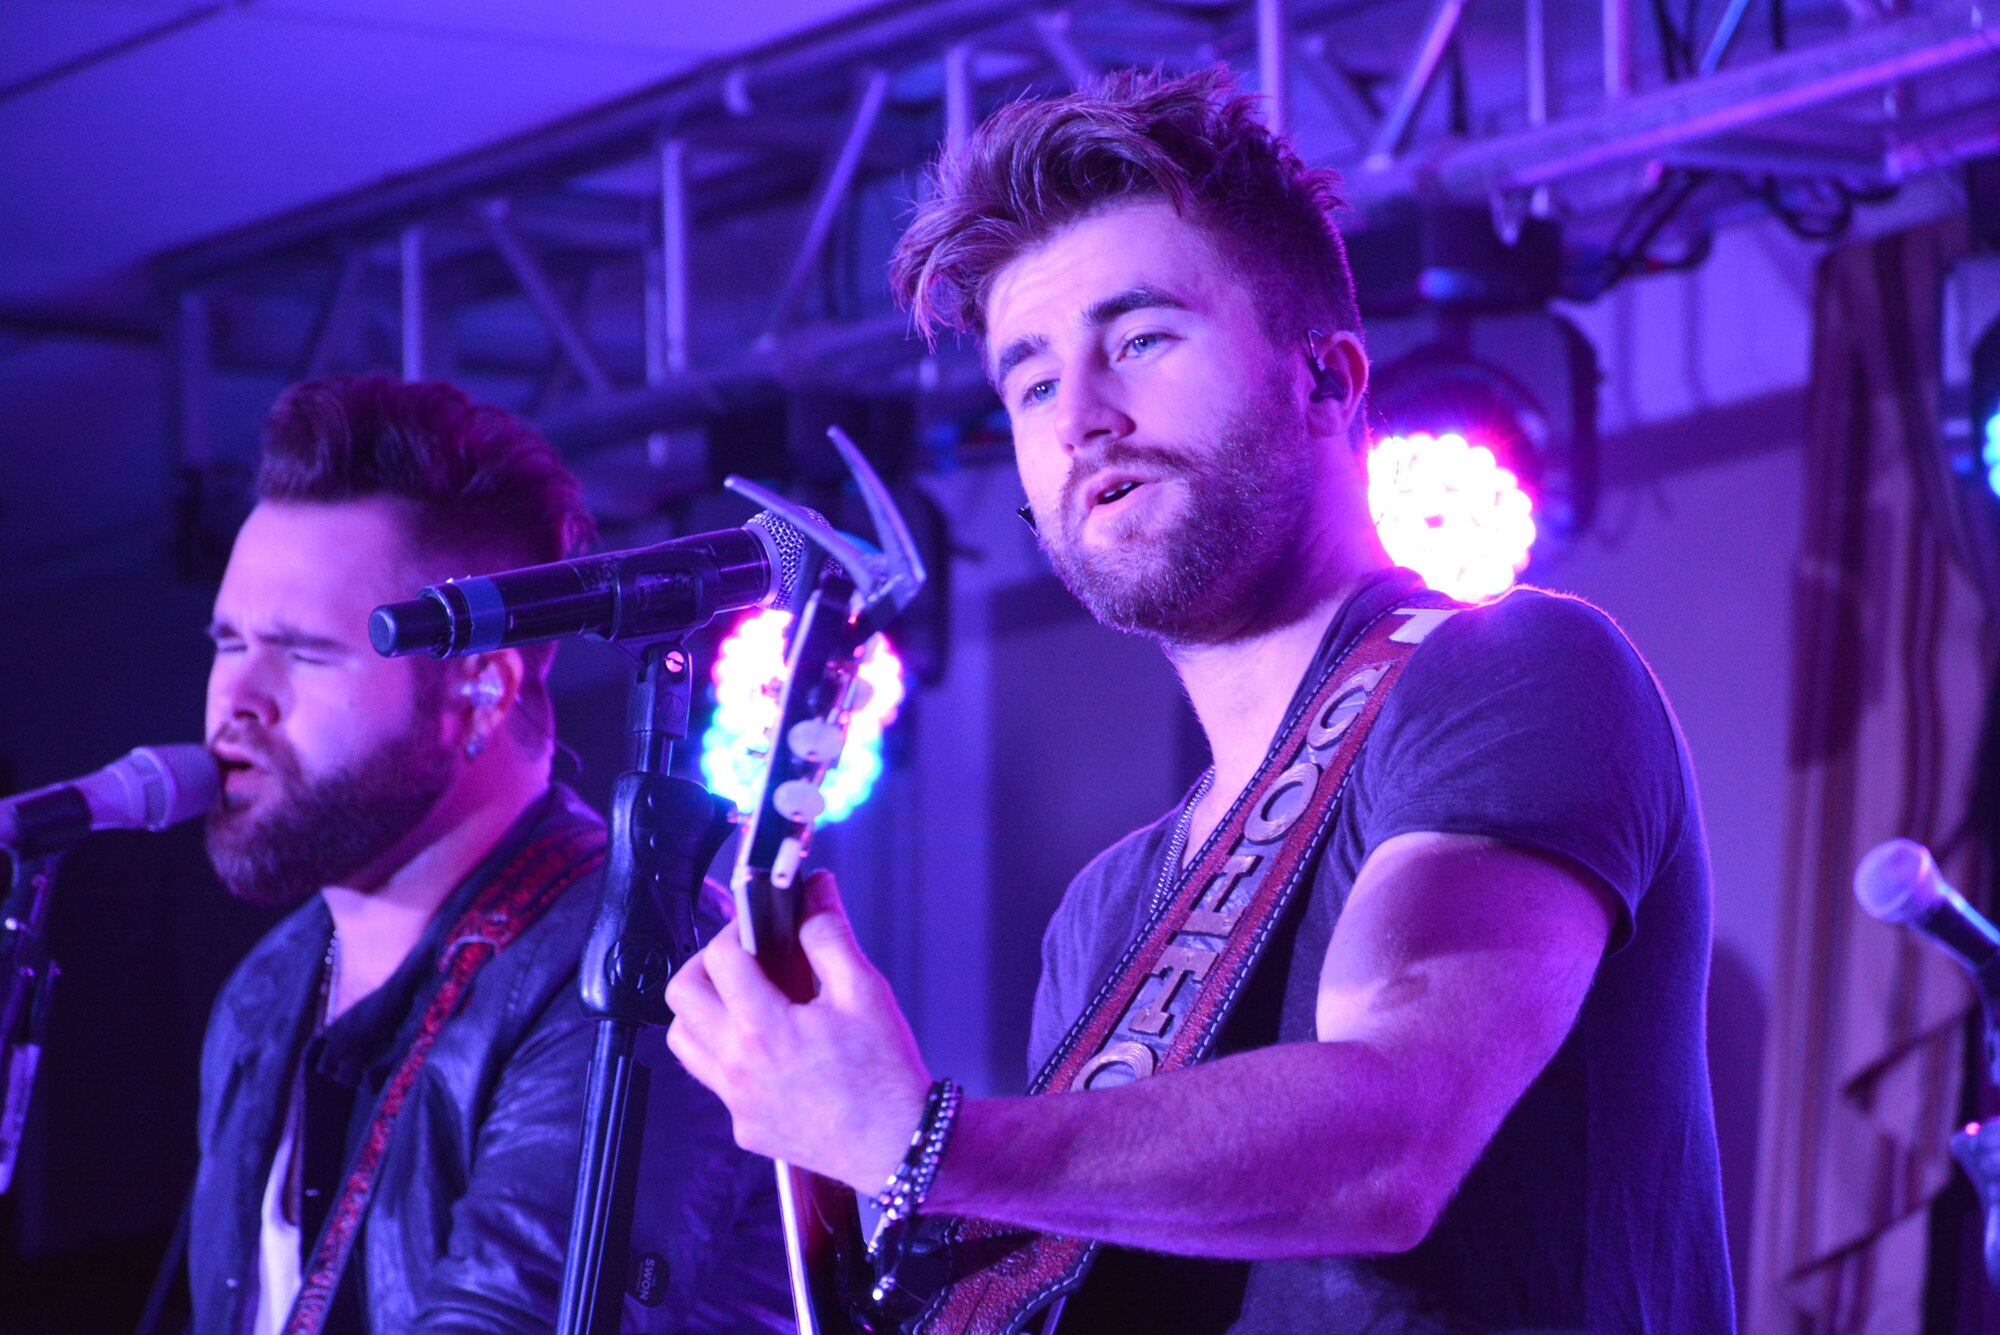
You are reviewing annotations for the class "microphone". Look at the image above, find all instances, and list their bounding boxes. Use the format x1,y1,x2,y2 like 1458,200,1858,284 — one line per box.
1853,839,2000,976
0,744,220,859
1858,841,2000,1278
1855,838,2000,1086
370,510,814,658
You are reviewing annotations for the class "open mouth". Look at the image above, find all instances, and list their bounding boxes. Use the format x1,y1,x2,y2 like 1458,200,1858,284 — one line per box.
1093,479,1142,509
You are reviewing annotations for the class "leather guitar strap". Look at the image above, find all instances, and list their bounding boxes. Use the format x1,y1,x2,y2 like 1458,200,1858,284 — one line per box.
911,594,1460,1335
282,823,608,1335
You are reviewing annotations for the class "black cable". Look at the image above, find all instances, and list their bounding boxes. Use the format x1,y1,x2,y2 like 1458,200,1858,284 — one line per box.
1448,38,1469,135
1651,0,1690,80
1759,175,1855,241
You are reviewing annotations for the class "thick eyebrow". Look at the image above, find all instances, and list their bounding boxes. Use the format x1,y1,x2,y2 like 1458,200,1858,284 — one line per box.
206,619,348,653
990,285,1194,390
1082,284,1191,329
992,333,1049,391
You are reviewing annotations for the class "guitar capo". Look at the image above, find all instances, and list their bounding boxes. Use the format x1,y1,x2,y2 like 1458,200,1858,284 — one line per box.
724,426,929,636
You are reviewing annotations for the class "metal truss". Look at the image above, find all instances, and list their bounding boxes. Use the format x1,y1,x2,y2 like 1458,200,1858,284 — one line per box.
145,0,2000,483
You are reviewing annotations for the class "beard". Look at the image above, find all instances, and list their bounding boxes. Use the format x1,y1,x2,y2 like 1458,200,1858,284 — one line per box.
1040,367,1318,644
205,700,454,912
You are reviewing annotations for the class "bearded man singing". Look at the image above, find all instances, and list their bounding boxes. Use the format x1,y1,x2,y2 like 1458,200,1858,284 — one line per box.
663,69,1734,1333
191,376,788,1333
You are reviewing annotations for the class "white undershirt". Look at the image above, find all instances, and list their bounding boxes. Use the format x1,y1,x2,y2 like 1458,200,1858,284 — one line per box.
252,1111,304,1335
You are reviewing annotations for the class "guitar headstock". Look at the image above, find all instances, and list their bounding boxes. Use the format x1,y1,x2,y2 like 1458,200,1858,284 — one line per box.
722,428,927,973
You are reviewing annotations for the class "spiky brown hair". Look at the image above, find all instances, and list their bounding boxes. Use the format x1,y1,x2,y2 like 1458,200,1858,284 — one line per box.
889,66,1360,353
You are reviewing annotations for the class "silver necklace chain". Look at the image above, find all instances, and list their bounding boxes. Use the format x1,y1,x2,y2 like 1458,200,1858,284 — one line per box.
1148,768,1215,918
319,928,341,1030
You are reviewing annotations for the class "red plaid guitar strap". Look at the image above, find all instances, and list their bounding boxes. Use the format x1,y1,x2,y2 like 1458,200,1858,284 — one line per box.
911,594,1461,1335
281,822,607,1334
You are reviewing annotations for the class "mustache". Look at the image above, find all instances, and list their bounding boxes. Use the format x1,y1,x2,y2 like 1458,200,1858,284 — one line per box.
208,724,295,772
1060,442,1187,513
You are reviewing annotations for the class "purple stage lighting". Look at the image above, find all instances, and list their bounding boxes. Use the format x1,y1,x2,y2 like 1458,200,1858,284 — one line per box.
1368,431,1538,602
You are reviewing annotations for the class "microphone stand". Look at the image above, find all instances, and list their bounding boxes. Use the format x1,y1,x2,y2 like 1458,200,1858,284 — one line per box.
555,553,738,1335
1950,985,2000,1294
1,842,72,1195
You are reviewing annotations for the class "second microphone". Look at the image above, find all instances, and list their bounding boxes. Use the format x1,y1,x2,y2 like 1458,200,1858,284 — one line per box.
370,511,813,659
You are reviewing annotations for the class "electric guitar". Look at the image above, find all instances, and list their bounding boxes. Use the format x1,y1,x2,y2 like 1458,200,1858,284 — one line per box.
727,435,1076,1335
720,430,926,1335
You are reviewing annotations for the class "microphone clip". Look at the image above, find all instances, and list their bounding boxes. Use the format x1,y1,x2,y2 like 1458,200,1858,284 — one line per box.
723,426,928,640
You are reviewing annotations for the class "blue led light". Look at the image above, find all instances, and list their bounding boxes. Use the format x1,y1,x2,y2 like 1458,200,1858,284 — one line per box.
699,609,906,824
1981,411,2000,499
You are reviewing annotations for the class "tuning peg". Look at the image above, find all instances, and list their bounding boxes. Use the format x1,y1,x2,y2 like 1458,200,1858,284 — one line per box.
788,719,845,765
774,780,827,825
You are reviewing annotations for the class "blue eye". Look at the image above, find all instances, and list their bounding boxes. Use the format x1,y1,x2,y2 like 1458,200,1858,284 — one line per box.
1021,378,1056,408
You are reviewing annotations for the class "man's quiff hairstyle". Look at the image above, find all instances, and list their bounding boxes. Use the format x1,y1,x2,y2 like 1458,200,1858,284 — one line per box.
255,374,596,732
890,66,1361,348
256,374,595,573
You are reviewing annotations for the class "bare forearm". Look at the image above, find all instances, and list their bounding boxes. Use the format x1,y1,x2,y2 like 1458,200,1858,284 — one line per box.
924,1041,1453,1259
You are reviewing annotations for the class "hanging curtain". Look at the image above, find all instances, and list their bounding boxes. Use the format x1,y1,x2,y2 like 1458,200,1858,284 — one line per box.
1748,214,1998,1334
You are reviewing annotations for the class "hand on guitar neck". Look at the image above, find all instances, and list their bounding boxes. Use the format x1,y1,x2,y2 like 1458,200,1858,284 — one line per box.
666,867,934,1195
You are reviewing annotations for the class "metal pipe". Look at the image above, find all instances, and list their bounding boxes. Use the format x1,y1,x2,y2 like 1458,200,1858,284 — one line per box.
1298,35,1380,146
1258,0,1289,134
659,139,689,376
159,0,1034,282
1604,0,1634,98
1525,0,1550,125
1358,9,1999,198
1031,11,1097,90
1368,0,1470,165
0,2,230,109
302,251,367,378
1661,137,1885,178
538,312,912,455
173,290,212,468
399,225,426,382
765,67,891,337
1698,0,1758,74
945,42,976,159
481,201,615,397
1884,104,2000,181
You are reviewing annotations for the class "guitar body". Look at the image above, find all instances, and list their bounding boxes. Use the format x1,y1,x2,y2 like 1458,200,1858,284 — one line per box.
776,1161,870,1335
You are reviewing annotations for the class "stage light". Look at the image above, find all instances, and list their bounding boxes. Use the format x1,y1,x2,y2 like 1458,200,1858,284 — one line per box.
700,608,907,823
1983,410,2000,500
1368,431,1538,602
1364,312,1598,599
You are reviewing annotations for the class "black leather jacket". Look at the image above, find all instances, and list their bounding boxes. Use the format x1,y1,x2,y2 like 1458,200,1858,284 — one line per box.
189,786,791,1333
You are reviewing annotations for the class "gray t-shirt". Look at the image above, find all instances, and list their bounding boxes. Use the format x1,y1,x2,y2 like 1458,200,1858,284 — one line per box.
1028,572,1734,1333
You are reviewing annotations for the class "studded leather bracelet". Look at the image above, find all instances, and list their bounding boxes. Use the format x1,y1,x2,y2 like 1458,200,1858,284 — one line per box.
866,1076,963,1260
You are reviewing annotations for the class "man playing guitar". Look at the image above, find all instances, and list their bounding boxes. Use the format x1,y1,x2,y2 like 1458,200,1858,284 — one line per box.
665,68,1733,1334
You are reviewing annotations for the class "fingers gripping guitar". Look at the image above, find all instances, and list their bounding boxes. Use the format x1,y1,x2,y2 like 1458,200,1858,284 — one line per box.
665,870,934,1194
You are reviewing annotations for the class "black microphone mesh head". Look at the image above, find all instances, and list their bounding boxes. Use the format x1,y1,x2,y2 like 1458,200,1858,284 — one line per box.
746,509,823,608
129,744,221,829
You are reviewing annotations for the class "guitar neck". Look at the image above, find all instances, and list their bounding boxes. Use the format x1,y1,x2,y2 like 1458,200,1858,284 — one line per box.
738,868,815,1003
